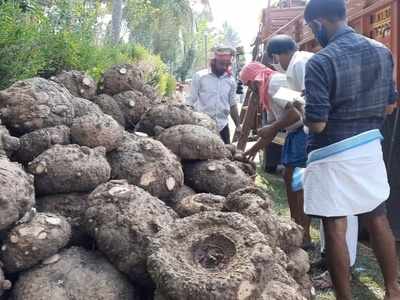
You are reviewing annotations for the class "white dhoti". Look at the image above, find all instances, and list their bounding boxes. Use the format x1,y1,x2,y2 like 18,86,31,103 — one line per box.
292,129,389,266
303,130,389,217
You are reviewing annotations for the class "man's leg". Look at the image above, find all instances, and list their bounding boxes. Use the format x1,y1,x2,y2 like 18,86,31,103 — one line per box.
360,206,400,299
297,189,311,244
219,125,230,144
283,166,299,222
283,167,311,244
322,216,352,300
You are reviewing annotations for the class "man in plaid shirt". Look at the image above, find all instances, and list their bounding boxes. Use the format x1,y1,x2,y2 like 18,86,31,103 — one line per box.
301,0,400,299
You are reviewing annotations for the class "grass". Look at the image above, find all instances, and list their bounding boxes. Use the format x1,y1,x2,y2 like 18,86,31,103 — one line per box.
255,166,399,300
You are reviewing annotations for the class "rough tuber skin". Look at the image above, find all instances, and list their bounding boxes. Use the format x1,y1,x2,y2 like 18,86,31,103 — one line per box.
36,193,91,246
164,185,196,208
0,157,35,232
92,94,126,127
70,97,102,118
157,125,230,160
1,213,71,273
15,125,70,164
0,77,75,134
136,103,218,136
148,211,302,300
84,180,177,287
28,144,111,195
11,247,138,300
113,90,156,129
0,120,20,157
108,134,184,200
70,113,124,152
98,64,146,96
51,70,97,100
174,193,226,217
184,159,254,196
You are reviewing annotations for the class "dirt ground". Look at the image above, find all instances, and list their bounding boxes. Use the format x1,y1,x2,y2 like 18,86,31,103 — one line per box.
256,167,400,300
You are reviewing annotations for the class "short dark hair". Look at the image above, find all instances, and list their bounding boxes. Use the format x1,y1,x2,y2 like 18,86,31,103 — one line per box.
266,35,297,56
304,0,347,23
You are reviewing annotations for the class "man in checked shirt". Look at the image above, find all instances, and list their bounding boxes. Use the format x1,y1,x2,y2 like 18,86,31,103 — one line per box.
299,0,400,299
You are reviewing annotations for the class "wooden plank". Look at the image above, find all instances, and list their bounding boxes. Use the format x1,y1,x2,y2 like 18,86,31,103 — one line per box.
237,92,259,151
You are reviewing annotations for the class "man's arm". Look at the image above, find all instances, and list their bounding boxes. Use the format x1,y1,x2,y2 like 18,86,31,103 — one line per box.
230,104,240,128
229,81,241,130
303,56,333,133
245,105,300,160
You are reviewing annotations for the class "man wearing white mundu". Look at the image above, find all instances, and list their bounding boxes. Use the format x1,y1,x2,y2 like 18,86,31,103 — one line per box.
301,0,400,299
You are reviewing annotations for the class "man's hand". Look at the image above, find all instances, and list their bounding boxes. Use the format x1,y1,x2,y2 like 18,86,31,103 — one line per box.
257,125,278,144
292,99,305,118
244,143,260,161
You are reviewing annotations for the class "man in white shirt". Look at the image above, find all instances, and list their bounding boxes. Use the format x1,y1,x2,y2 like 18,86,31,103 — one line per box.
266,36,313,247
187,47,241,144
240,61,311,246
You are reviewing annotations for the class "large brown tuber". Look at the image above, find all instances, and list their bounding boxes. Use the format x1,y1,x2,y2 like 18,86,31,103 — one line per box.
136,103,218,136
36,193,91,246
108,134,184,199
157,125,230,160
164,185,196,208
11,247,138,300
0,77,74,134
0,120,20,158
98,64,145,96
51,71,97,100
173,193,226,217
0,157,35,231
92,94,126,127
225,187,303,252
113,90,155,129
15,125,70,164
70,113,124,152
148,211,300,300
70,97,102,118
84,180,177,287
184,159,253,196
1,213,71,273
28,144,111,195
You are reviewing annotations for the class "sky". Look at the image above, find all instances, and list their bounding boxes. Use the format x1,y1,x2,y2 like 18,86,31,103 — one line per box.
208,0,268,57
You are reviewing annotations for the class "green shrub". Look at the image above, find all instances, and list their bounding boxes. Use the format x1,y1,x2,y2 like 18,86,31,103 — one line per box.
0,1,175,95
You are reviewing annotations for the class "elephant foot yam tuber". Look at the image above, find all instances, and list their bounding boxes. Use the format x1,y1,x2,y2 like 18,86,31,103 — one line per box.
1,213,71,273
84,180,177,287
98,64,145,96
92,94,126,127
11,247,138,300
108,134,183,199
71,113,124,152
0,78,74,134
15,125,70,164
0,157,35,231
157,125,229,160
174,193,226,217
183,159,253,196
51,71,97,100
28,144,110,195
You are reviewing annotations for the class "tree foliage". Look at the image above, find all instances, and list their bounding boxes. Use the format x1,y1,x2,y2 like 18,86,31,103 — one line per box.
0,0,176,95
